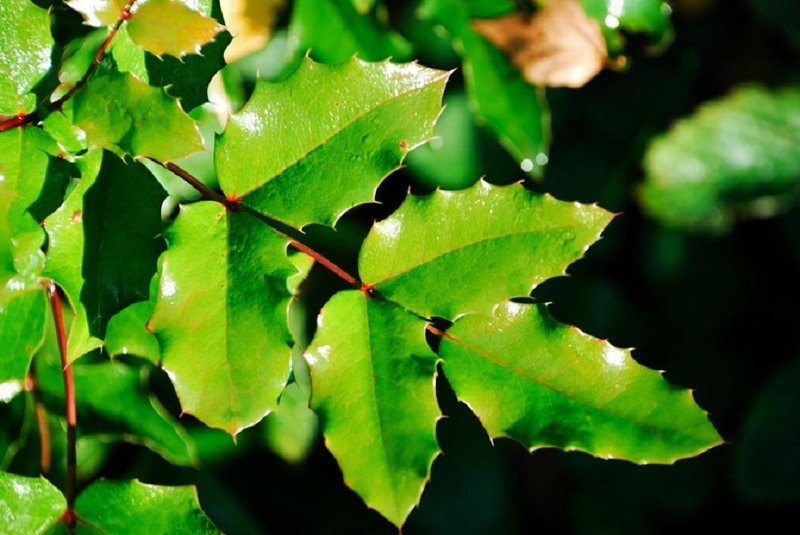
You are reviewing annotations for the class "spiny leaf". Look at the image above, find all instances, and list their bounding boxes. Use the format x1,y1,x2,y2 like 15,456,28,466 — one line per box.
360,180,612,319
305,290,439,527
127,0,224,58
73,64,205,161
641,85,800,232
149,203,294,435
440,301,723,463
0,0,54,115
0,472,66,534
43,151,166,363
66,0,127,27
420,0,550,176
216,57,449,228
74,479,218,533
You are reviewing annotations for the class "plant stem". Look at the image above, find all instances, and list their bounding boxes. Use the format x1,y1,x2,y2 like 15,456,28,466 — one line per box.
25,369,52,473
47,282,77,529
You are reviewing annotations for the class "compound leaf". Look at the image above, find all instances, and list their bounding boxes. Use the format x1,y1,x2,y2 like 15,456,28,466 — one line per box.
216,57,449,228
0,472,65,534
360,180,612,319
74,479,218,533
149,202,294,435
440,301,723,463
305,290,439,526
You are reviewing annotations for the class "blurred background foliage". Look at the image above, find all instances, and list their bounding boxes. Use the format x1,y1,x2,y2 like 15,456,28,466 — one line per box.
5,0,800,532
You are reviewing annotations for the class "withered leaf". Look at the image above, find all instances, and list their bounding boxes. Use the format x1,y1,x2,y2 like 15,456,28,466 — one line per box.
473,0,609,88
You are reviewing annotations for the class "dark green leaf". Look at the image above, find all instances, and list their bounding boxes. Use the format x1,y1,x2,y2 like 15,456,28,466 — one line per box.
305,290,440,526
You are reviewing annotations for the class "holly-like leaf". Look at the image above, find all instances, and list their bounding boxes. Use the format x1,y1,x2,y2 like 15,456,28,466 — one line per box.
73,65,204,162
74,479,218,533
640,85,800,232
127,0,224,58
420,0,550,176
66,0,127,27
305,290,440,527
215,57,449,228
440,301,723,463
149,203,294,435
43,151,167,362
0,472,66,534
360,180,612,319
0,0,54,115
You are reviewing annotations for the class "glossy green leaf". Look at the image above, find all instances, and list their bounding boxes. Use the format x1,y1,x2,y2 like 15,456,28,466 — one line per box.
74,479,218,533
305,290,440,526
360,181,612,319
73,65,204,161
67,0,127,27
440,301,723,463
216,57,449,228
641,86,800,232
0,0,54,115
0,472,66,534
420,0,550,176
0,288,47,384
289,0,412,63
149,203,294,435
37,359,195,466
43,151,167,362
105,301,160,364
127,0,224,58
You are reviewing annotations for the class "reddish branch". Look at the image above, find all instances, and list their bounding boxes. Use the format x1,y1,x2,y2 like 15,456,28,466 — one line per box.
47,282,77,529
25,370,52,473
0,0,140,132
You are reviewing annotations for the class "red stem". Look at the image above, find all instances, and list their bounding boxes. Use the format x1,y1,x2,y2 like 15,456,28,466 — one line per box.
25,371,52,473
47,282,77,528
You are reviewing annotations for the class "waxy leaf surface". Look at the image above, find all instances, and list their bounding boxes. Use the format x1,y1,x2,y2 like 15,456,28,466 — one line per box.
127,0,224,58
641,85,800,232
74,480,218,533
73,66,204,161
216,57,448,228
43,151,166,362
0,0,54,115
305,291,439,526
0,472,65,534
360,181,612,319
149,203,294,435
440,301,723,463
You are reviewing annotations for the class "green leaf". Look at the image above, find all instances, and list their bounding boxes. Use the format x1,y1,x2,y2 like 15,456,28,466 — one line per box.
73,65,205,161
440,301,723,463
0,288,47,384
67,0,127,27
216,57,448,228
262,379,318,464
305,290,440,527
37,359,196,466
127,0,224,59
43,151,167,362
0,0,54,115
641,85,800,232
149,203,294,434
74,479,218,533
360,181,612,319
580,0,673,45
0,472,66,534
105,301,160,364
289,0,412,63
420,0,550,176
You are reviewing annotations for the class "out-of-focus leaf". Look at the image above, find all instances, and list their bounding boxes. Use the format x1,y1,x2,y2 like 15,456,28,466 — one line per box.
262,379,318,464
216,57,448,228
305,290,439,527
441,301,724,463
641,86,800,232
221,0,287,63
0,472,65,534
73,65,204,161
0,0,54,115
360,180,612,319
43,151,166,362
105,301,160,364
74,479,218,533
0,288,47,384
420,0,550,176
149,203,294,435
66,0,127,27
127,0,224,58
747,0,800,53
